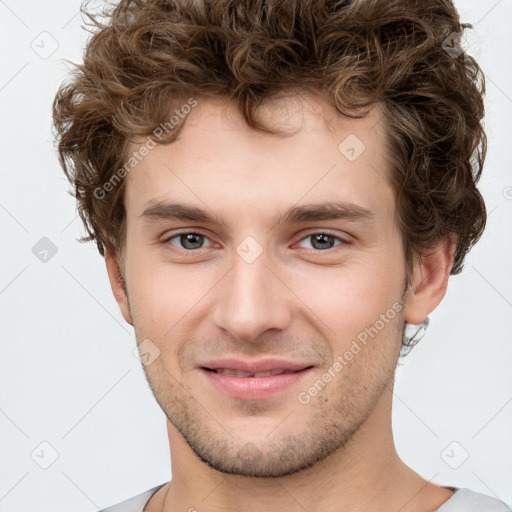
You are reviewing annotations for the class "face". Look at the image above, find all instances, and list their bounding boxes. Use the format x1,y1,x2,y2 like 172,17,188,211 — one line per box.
111,94,414,477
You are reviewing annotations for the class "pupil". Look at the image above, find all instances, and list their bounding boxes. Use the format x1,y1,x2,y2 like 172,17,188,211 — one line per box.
313,234,334,250
181,233,203,249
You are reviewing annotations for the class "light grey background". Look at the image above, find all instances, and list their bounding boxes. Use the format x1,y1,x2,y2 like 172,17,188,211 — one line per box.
0,1,511,511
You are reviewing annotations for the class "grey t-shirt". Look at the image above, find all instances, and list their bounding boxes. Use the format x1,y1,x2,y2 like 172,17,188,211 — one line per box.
99,483,511,512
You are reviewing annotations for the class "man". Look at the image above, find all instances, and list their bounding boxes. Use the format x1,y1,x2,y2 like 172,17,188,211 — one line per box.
52,0,510,510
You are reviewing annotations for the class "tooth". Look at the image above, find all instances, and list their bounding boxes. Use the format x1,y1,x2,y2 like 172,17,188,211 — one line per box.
213,368,297,377
234,370,253,377
216,369,253,377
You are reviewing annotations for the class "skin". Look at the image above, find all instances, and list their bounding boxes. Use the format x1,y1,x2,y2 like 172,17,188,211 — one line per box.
105,93,456,512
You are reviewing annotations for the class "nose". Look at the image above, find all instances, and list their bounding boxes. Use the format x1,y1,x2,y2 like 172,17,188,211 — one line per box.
211,244,292,343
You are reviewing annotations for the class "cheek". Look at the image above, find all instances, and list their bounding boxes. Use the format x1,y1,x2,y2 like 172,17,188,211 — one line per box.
123,247,171,328
124,248,212,339
279,251,405,342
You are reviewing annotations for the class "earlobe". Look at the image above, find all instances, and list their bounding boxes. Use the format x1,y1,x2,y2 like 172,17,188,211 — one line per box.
404,236,456,325
105,249,134,326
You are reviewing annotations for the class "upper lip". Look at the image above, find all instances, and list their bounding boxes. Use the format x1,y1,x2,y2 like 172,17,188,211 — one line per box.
199,358,313,373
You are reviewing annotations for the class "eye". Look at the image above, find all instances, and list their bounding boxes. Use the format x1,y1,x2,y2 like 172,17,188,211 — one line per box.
164,232,214,251
162,231,350,253
296,232,349,251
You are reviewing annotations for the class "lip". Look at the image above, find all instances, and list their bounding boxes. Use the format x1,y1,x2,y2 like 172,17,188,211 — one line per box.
198,358,314,400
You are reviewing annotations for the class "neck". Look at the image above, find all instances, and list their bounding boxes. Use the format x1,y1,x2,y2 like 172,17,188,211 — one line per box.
154,382,452,512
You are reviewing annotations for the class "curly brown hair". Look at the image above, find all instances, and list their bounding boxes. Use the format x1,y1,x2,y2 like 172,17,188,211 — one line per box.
52,0,487,281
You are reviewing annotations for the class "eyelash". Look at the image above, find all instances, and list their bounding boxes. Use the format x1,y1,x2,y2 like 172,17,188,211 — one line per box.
162,230,351,253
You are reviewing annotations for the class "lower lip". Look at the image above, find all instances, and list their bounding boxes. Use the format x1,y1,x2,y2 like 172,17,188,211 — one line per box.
199,367,314,400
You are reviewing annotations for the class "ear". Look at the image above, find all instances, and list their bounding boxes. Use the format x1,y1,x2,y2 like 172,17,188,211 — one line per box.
105,248,134,326
403,235,457,324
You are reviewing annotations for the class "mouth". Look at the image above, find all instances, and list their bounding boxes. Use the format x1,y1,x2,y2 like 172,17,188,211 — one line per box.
197,359,315,400
201,367,310,377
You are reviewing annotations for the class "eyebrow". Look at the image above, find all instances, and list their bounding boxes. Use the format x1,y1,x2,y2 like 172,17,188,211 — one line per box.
139,200,375,227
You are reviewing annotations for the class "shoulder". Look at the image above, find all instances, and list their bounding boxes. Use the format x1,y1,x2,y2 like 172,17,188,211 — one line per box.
98,482,169,512
437,488,511,512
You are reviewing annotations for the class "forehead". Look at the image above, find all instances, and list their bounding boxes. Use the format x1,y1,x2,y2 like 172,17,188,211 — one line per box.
123,94,394,224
